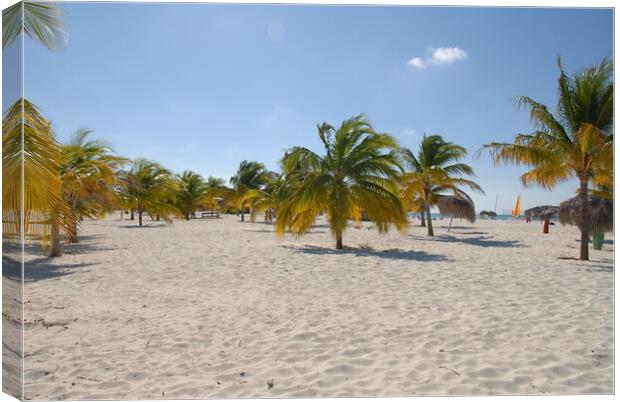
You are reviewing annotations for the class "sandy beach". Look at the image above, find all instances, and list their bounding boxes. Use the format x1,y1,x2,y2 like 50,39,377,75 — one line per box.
8,215,614,399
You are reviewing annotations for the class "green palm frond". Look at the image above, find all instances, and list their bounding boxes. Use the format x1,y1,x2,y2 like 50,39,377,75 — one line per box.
2,98,64,245
118,159,179,225
3,1,67,51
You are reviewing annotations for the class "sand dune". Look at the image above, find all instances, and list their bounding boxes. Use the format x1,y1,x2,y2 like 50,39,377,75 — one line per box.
12,214,613,399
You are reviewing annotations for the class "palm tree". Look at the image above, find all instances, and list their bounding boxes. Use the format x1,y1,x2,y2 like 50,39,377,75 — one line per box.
203,176,227,211
175,170,208,220
229,160,269,221
118,159,179,226
59,130,126,243
2,99,67,256
401,134,484,237
241,173,294,223
3,1,66,51
278,115,408,250
482,57,613,260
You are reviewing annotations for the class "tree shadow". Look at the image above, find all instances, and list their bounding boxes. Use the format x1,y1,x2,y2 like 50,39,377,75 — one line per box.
3,254,97,282
282,244,449,262
119,224,169,229
409,234,524,248
585,265,614,273
450,231,489,235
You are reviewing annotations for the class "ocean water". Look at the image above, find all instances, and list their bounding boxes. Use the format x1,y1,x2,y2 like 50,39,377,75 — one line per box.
408,213,543,221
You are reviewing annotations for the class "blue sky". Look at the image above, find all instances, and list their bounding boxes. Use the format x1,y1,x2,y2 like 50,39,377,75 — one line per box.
19,3,613,212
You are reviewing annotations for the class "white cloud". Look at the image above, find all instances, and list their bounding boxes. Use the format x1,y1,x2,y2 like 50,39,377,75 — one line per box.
429,47,467,65
407,57,427,69
407,47,467,70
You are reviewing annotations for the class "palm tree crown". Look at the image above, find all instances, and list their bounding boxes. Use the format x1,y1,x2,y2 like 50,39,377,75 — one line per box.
60,129,126,243
2,99,63,247
175,170,208,220
3,2,66,51
118,159,178,226
278,115,408,249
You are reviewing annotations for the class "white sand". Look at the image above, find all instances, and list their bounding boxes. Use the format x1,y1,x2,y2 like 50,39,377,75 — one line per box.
13,214,613,399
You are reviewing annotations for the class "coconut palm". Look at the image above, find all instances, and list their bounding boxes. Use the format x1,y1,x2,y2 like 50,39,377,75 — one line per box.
482,56,613,260
2,99,67,256
59,130,126,244
277,115,408,249
118,159,179,226
202,176,227,211
401,134,484,236
3,1,66,51
175,170,208,220
241,173,295,223
228,160,270,221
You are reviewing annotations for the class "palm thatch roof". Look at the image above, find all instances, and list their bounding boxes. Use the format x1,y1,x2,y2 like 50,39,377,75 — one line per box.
559,195,613,233
525,205,559,220
479,210,497,218
437,196,476,223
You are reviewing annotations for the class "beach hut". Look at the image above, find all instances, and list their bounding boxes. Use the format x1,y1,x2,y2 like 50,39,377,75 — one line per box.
437,196,475,229
525,205,559,234
480,210,497,219
559,195,613,250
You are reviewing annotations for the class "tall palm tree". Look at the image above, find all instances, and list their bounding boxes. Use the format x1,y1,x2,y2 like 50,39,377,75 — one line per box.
482,57,613,260
59,130,126,243
401,134,484,237
175,170,208,220
278,115,408,250
3,1,66,51
118,159,178,226
229,160,269,221
2,99,66,255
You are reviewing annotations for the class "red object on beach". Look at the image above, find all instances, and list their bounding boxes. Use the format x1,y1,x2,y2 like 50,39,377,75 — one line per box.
543,219,550,234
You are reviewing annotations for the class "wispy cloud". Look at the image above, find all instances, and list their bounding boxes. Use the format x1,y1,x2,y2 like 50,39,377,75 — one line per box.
407,47,468,70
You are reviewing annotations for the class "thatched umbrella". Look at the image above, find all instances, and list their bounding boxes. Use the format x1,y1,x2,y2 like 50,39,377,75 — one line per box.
559,195,612,250
525,205,559,234
437,196,475,230
480,210,497,219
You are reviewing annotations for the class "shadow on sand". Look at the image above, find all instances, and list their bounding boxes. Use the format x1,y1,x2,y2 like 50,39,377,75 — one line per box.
3,254,96,282
119,224,169,229
3,241,104,282
409,234,524,248
283,244,449,262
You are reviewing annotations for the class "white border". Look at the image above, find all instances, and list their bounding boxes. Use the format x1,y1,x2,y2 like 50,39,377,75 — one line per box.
0,1,615,402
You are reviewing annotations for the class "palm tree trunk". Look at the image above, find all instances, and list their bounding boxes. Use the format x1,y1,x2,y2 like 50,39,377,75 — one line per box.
138,211,143,227
68,203,79,244
425,196,434,236
578,178,589,260
336,230,343,250
240,210,245,222
185,212,190,220
50,216,62,257
130,209,134,220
